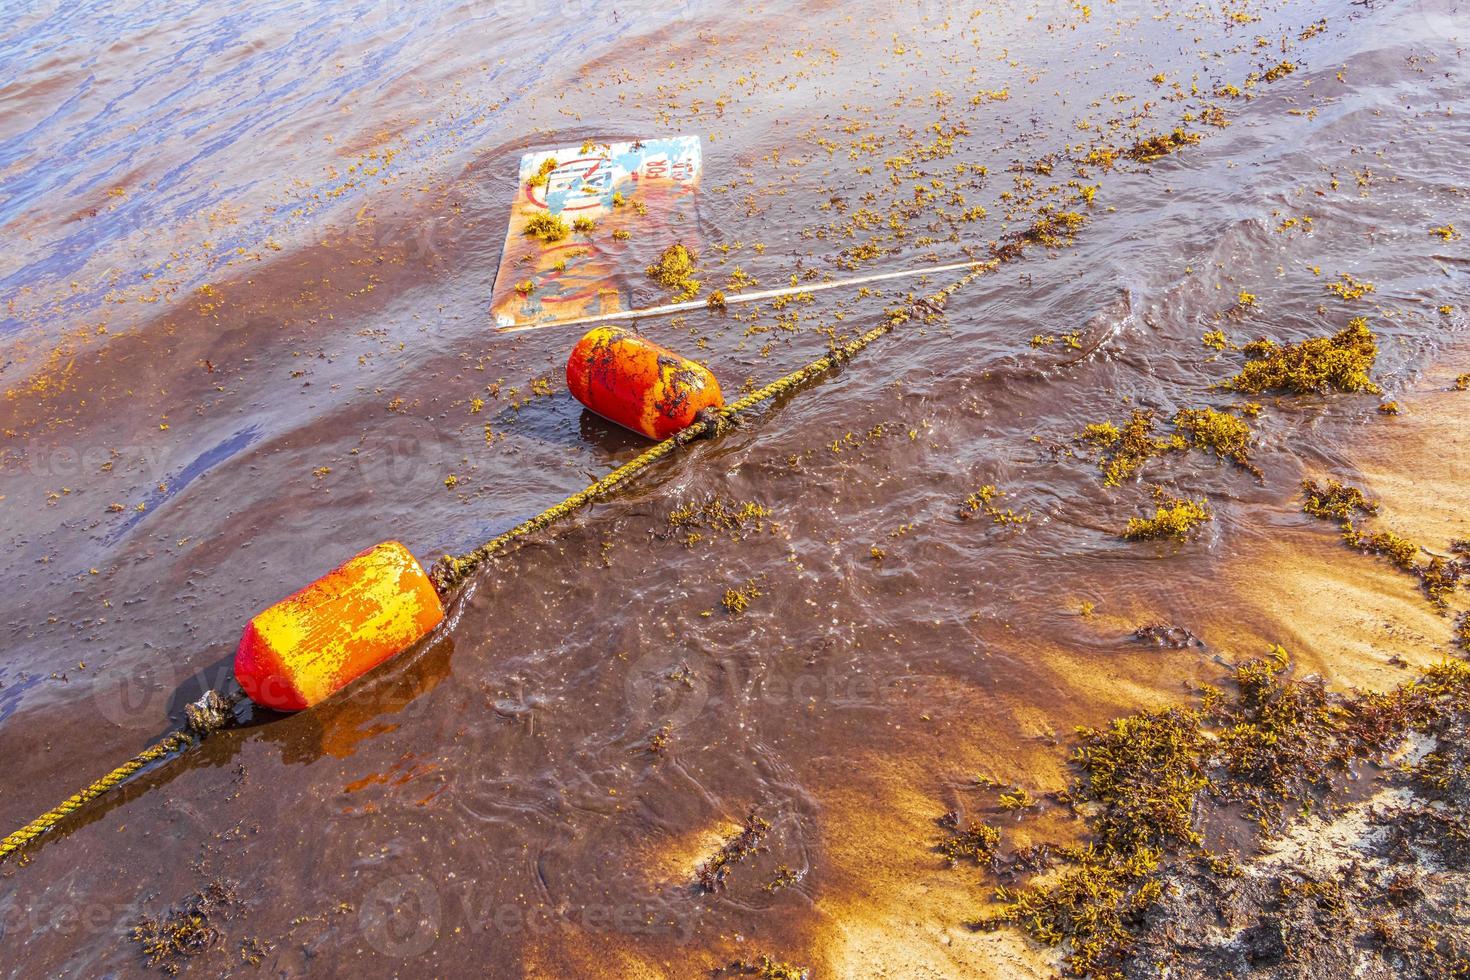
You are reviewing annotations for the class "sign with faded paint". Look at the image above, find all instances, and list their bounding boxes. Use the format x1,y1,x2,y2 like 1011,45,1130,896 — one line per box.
490,136,702,329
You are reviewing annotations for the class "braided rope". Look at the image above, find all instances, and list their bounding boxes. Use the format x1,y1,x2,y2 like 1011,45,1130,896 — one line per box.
0,690,243,864
430,260,996,593
0,731,196,862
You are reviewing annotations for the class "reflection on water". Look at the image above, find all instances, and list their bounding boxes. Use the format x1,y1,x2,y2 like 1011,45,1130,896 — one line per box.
0,0,1467,975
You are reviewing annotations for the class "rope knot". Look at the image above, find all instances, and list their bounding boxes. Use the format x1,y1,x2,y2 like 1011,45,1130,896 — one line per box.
185,691,236,736
675,408,731,447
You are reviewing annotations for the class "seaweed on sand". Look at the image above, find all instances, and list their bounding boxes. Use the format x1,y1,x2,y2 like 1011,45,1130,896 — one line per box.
697,812,770,892
718,956,810,979
967,653,1470,978
937,810,1002,867
1301,480,1467,610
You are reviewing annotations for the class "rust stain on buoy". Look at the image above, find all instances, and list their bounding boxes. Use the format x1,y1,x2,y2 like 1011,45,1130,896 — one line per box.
234,541,444,712
566,326,723,439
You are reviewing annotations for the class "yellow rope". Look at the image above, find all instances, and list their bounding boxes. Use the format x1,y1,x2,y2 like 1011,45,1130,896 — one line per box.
0,730,196,862
0,690,241,864
430,259,996,593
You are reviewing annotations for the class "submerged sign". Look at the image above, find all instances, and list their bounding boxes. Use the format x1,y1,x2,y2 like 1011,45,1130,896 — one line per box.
490,136,702,329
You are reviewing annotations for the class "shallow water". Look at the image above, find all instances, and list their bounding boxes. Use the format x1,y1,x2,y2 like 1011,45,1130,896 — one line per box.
1,0,1468,975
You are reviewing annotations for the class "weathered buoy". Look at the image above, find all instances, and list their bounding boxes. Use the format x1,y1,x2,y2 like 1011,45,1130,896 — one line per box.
234,541,444,712
566,326,723,439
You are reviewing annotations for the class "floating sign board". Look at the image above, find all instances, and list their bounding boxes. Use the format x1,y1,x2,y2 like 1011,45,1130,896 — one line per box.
490,136,703,329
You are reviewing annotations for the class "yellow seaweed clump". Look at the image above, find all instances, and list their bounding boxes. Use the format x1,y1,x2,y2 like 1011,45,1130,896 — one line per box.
1223,317,1379,395
647,243,701,301
525,157,558,188
1301,478,1377,521
522,212,569,243
1023,209,1087,248
1124,498,1212,541
1173,407,1258,475
1080,410,1186,486
1125,128,1201,162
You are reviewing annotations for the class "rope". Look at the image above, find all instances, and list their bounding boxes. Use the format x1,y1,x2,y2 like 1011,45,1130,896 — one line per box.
0,690,242,864
430,259,997,593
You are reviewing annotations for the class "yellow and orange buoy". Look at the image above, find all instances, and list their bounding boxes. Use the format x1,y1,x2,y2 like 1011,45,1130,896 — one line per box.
566,326,723,439
234,541,444,712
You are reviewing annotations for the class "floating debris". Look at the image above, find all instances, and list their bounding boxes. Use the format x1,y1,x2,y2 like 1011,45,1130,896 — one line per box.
1125,128,1202,162
647,242,701,301
721,580,763,614
1124,498,1212,541
1080,410,1185,487
129,881,240,974
1173,407,1259,476
1223,317,1379,395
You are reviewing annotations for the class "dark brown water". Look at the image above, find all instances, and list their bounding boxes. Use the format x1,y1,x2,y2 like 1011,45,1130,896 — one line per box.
2,0,1467,975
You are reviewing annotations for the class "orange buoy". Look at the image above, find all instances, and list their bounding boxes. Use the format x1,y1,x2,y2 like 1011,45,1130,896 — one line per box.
234,541,444,712
566,326,724,439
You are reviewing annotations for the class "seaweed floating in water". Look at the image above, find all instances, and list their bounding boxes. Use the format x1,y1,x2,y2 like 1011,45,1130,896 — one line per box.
647,243,701,301
1173,407,1260,476
1222,317,1380,395
960,484,1030,525
129,880,240,974
1125,127,1201,162
1124,498,1212,541
1080,410,1185,487
665,497,773,547
721,580,763,614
